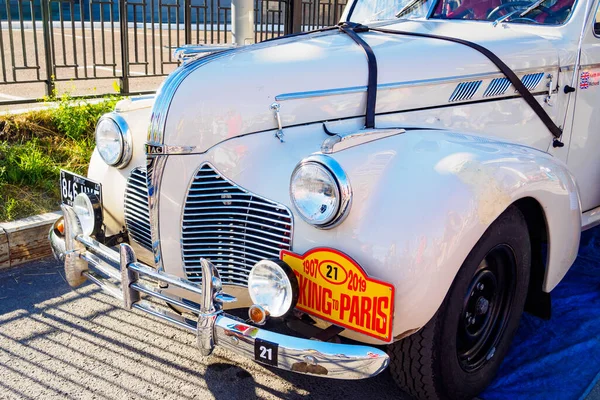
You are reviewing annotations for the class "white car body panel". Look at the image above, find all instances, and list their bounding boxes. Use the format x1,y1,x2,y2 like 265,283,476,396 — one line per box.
154,121,580,344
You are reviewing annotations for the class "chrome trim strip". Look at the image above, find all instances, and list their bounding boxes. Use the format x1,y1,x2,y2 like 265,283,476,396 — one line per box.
148,50,233,146
145,143,198,155
275,68,555,102
321,126,405,154
147,155,168,270
146,49,235,269
173,44,237,63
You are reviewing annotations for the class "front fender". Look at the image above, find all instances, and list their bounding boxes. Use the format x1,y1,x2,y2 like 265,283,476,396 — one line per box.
306,129,580,341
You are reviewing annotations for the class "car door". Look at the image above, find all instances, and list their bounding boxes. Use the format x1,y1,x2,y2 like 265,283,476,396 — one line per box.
566,0,600,212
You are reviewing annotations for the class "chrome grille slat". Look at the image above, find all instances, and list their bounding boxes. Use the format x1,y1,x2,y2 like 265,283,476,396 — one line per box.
123,206,152,223
185,253,261,265
182,163,293,286
182,246,272,261
183,204,290,219
182,235,287,253
186,265,253,277
185,198,280,208
124,168,153,251
182,226,289,241
183,211,292,227
182,217,291,233
182,228,291,244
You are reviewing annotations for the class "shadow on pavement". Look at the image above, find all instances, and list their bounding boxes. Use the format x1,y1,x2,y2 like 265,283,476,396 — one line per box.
0,257,401,399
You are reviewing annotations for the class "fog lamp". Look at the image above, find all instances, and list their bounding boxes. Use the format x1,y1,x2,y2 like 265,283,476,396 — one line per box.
73,193,103,236
248,259,298,318
248,304,269,325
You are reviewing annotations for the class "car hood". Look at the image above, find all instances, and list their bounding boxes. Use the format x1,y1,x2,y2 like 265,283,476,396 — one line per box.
153,19,560,151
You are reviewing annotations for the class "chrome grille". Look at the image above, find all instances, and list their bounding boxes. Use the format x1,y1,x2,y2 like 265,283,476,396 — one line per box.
449,80,482,102
181,164,293,286
124,168,153,251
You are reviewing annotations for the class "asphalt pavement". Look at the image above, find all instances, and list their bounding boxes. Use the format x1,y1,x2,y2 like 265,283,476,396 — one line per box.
0,259,598,400
0,258,404,400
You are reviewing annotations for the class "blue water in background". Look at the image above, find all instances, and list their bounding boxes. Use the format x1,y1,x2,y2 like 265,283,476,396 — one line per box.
2,0,234,24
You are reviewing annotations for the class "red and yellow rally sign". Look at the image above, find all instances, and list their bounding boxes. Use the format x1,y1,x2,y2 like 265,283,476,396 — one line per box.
280,248,395,342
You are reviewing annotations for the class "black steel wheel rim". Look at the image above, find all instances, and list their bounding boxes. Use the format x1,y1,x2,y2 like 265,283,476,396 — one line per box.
457,244,517,372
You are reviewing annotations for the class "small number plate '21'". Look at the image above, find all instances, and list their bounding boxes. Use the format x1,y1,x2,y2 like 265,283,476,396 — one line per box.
254,338,278,367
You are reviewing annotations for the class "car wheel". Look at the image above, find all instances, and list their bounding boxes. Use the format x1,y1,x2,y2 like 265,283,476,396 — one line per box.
388,205,531,400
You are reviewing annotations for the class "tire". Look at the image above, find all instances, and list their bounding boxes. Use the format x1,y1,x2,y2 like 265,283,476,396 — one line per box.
388,205,531,400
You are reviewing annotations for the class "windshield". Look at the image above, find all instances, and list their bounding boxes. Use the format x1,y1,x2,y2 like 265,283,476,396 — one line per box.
350,0,576,25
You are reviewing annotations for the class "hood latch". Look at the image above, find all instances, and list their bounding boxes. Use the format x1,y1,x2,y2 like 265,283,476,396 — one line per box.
270,102,284,143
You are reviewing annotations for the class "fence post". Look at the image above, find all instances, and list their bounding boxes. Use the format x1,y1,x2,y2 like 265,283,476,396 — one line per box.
119,0,130,94
232,0,255,45
184,0,192,44
286,0,302,34
41,0,55,96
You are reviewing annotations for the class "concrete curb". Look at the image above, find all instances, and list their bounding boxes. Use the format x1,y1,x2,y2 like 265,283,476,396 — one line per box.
0,211,61,270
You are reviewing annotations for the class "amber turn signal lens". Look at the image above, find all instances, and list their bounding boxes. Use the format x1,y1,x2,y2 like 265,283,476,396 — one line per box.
248,304,269,325
56,219,65,235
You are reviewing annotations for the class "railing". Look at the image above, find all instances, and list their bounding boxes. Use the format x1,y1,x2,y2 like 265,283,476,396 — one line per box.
0,0,347,104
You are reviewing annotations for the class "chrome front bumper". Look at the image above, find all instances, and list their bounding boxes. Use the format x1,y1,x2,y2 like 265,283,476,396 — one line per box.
49,204,390,380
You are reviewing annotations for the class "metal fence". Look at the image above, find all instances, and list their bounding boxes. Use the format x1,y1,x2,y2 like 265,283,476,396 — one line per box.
0,0,347,104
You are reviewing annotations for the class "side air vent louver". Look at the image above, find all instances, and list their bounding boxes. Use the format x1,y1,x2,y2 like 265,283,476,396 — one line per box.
449,80,482,102
484,77,512,97
124,168,153,251
521,72,545,91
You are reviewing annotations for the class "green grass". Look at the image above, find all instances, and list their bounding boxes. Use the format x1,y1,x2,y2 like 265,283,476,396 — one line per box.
0,94,121,222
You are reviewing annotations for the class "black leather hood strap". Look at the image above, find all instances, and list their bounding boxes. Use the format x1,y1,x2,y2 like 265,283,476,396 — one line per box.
369,27,563,141
338,22,378,129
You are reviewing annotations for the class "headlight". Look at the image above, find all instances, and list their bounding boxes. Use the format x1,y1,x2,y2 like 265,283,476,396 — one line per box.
95,113,132,168
290,155,352,229
73,193,103,236
248,260,298,318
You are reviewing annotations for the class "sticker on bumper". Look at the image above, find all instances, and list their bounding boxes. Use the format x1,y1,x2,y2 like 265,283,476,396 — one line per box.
281,248,394,342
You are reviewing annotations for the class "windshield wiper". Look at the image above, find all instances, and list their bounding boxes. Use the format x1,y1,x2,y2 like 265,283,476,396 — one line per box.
493,9,520,26
519,0,547,17
395,0,426,18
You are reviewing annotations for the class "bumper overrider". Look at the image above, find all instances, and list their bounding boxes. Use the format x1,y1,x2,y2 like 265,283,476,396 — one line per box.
49,204,390,380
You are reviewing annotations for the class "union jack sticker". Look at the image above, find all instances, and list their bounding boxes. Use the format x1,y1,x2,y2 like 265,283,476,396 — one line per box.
580,71,590,89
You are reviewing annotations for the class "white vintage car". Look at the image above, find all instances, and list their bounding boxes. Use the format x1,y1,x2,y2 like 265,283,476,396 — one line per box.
49,0,600,397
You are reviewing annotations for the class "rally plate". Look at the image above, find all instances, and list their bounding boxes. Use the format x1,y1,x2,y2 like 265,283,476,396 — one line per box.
281,248,395,342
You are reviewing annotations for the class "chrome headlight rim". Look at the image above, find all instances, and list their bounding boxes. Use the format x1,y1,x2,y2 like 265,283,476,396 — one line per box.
290,154,352,230
95,112,133,169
